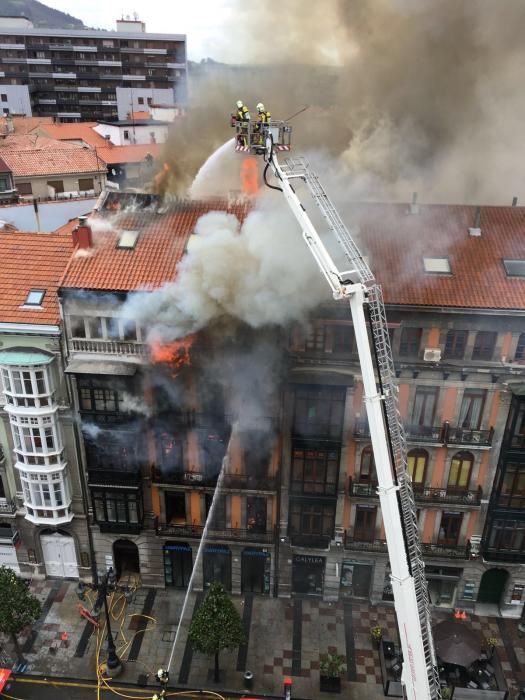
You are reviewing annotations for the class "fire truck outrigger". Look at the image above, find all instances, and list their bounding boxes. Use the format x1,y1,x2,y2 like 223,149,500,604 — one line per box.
232,118,442,700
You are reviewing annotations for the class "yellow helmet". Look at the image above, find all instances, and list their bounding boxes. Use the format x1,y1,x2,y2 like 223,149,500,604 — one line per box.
256,103,265,112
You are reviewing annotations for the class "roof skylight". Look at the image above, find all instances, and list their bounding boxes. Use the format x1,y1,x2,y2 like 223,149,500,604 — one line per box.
117,230,140,249
423,257,451,274
24,289,45,306
503,259,525,278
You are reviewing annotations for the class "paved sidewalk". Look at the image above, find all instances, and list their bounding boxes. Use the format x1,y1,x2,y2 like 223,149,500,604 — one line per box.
1,579,524,699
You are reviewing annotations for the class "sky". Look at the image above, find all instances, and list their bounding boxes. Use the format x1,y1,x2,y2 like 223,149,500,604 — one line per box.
43,0,233,61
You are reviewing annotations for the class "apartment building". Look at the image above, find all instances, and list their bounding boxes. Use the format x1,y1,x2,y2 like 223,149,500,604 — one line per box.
0,16,186,122
0,229,92,580
279,203,525,617
5,192,518,620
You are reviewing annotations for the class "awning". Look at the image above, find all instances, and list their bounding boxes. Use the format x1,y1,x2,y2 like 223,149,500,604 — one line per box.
0,349,53,366
66,359,137,376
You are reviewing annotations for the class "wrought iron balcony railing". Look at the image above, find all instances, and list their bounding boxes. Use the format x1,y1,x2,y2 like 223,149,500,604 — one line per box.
155,519,274,544
348,478,482,506
344,533,388,553
222,473,276,490
0,500,17,515
354,420,494,447
289,533,332,549
444,424,494,447
88,469,141,486
97,521,143,535
482,548,525,564
421,542,470,559
151,467,219,487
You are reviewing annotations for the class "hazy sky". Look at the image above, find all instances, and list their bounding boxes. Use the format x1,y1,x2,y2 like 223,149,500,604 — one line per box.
43,0,232,60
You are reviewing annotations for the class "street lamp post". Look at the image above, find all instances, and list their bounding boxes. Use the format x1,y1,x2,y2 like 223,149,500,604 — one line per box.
76,567,132,677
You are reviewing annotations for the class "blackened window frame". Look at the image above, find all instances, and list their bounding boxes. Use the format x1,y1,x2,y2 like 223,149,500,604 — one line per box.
289,498,335,539
91,488,143,526
292,385,345,440
291,445,339,495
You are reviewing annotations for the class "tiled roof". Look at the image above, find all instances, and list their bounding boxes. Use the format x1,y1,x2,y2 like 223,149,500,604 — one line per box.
40,122,108,149
0,231,73,325
0,134,78,151
0,147,106,177
0,116,54,136
352,203,525,310
130,111,152,120
61,199,251,292
97,143,161,165
0,157,11,173
58,200,525,310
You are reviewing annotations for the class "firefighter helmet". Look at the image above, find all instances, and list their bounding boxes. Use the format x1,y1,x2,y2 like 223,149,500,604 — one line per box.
256,102,265,112
236,100,243,108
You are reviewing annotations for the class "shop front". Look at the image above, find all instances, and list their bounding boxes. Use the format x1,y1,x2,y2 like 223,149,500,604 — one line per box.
292,554,325,596
426,566,463,608
163,542,192,588
241,547,270,594
340,559,373,599
203,544,232,590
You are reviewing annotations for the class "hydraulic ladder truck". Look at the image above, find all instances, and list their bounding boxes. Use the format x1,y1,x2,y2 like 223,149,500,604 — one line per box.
233,118,442,700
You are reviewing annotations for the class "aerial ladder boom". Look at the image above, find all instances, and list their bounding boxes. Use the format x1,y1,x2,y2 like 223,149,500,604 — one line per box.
261,136,441,700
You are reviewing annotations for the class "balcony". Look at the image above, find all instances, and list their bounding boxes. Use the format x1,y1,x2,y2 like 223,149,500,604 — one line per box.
0,500,17,515
482,548,525,564
349,478,481,507
71,338,149,358
98,521,142,535
222,473,276,491
349,478,378,498
421,542,470,559
444,424,494,448
88,469,141,487
413,485,482,506
289,533,331,549
151,467,219,488
155,519,274,544
405,424,444,444
344,533,388,553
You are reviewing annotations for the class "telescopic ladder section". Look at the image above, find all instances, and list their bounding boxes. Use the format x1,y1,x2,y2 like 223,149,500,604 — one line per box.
273,153,441,700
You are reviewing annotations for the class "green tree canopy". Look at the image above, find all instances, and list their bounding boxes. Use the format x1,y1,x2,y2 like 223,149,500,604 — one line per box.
189,582,246,680
0,566,41,657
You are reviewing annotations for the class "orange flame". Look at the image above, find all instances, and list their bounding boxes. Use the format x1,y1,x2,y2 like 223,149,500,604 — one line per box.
150,334,196,376
241,156,259,196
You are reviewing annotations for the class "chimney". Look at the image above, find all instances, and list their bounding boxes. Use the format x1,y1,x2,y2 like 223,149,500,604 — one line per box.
512,196,518,207
409,191,419,215
72,216,92,249
5,115,14,134
468,206,481,237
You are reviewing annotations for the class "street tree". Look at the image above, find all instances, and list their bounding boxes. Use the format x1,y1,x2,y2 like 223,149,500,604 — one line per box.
189,582,246,682
0,566,41,661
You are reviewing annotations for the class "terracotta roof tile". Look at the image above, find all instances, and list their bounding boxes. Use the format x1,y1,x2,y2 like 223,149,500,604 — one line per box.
61,199,251,292
352,203,525,310
59,200,525,310
0,134,78,151
97,143,161,165
0,231,73,325
41,122,108,149
0,116,54,136
0,147,106,177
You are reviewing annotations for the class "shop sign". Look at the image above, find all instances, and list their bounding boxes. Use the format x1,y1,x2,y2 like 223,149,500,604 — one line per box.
294,555,324,566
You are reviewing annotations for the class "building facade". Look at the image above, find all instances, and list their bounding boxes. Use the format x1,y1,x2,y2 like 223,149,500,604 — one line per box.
0,231,92,580
0,18,186,122
8,194,522,620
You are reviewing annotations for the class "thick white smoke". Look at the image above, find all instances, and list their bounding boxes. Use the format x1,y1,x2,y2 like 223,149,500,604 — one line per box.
122,198,326,342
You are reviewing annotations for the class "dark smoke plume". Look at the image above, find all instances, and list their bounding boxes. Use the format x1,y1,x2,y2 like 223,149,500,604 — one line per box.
164,0,525,203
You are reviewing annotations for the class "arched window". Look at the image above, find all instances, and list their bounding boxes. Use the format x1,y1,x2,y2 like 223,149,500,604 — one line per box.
359,445,376,483
448,451,474,490
407,449,428,486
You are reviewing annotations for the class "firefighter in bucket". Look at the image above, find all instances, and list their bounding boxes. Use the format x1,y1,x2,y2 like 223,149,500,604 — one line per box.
232,99,251,147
